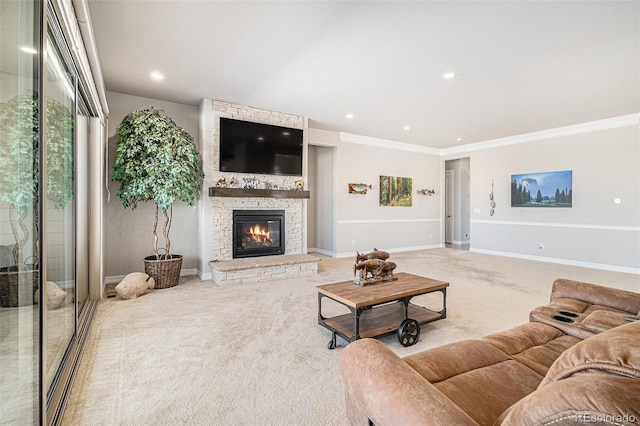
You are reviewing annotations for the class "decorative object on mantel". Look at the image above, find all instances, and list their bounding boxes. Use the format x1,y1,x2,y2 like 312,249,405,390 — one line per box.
242,177,257,189
215,177,240,188
295,179,304,190
348,183,372,194
112,107,204,289
353,248,397,286
115,272,155,300
417,189,435,196
489,179,496,216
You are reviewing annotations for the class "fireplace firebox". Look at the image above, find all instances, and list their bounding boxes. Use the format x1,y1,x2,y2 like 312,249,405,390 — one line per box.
233,210,285,258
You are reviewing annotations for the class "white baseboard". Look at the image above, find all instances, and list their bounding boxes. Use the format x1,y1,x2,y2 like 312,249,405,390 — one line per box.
471,248,640,275
307,248,336,257
197,270,212,280
105,268,199,285
336,244,442,259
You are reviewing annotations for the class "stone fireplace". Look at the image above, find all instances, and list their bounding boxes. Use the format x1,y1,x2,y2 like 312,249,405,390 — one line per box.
204,100,319,285
210,196,304,261
232,210,285,258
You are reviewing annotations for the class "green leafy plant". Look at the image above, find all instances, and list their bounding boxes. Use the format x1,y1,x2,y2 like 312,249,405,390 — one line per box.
112,107,204,258
0,94,74,266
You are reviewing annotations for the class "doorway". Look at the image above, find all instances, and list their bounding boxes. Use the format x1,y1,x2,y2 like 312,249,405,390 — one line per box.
307,145,336,256
444,158,471,250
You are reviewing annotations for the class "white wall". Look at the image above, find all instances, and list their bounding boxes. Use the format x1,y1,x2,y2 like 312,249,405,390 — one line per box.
445,121,640,273
308,128,442,257
104,91,200,279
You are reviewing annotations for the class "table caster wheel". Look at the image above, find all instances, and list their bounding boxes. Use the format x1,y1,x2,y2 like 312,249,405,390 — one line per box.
398,318,420,347
327,333,337,350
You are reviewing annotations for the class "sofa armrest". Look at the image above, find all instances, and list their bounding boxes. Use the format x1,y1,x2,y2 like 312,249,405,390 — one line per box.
338,338,478,426
550,278,640,314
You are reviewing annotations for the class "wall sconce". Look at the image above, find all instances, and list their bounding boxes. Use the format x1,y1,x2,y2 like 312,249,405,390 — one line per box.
417,189,435,196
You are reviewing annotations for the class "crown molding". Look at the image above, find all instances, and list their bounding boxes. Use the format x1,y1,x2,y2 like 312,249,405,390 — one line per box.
339,114,639,157
339,132,441,155
440,113,640,156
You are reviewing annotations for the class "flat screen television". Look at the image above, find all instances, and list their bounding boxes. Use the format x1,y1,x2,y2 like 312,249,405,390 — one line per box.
219,117,303,176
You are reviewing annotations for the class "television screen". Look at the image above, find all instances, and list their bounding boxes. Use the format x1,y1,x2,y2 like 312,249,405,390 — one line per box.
219,117,303,176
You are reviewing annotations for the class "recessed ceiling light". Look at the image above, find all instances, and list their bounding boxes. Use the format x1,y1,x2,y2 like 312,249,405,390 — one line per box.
403,126,411,131
20,46,37,54
456,137,463,142
441,71,457,79
346,114,354,119
150,71,165,81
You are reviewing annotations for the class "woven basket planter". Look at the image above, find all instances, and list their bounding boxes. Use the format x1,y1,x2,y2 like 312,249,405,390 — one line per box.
143,255,183,289
0,265,39,307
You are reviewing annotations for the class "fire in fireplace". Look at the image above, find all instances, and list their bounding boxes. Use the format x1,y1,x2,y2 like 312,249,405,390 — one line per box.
233,210,285,258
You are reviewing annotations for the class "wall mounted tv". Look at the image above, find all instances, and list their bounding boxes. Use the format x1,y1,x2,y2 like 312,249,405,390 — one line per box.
219,117,304,176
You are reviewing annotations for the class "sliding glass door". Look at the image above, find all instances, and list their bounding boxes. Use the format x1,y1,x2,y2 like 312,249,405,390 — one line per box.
43,37,76,395
0,1,99,424
0,0,41,423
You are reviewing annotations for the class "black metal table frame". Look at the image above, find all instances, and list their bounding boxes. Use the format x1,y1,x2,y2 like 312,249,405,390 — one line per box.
317,287,447,349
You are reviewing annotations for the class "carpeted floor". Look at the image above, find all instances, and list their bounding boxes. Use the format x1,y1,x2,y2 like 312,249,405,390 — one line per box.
62,248,640,425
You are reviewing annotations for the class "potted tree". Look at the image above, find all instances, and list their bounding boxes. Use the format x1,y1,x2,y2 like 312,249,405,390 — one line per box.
0,94,74,306
112,108,204,288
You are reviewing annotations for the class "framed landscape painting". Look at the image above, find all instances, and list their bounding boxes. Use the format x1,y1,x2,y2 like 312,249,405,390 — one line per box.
379,175,412,207
511,170,572,208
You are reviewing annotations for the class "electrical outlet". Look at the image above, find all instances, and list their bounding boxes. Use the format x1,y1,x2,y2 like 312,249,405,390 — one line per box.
538,243,544,250
352,240,356,246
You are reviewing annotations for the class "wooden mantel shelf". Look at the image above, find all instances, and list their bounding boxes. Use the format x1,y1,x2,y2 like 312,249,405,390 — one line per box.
208,187,310,199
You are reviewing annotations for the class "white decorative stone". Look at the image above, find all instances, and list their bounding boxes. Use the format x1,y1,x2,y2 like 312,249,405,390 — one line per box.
116,272,155,300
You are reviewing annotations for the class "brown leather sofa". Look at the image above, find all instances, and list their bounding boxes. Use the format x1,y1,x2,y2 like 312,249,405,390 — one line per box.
338,278,640,425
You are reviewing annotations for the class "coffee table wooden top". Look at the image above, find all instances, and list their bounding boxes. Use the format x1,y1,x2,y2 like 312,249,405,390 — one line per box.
316,272,449,309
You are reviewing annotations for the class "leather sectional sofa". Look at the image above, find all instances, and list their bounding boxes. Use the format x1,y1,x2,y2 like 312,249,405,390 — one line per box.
338,278,640,425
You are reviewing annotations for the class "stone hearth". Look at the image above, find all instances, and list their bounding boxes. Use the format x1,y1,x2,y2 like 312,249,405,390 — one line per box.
209,254,320,286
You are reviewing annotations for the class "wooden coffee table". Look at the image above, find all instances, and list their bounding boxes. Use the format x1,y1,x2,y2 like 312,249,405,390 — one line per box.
317,272,448,349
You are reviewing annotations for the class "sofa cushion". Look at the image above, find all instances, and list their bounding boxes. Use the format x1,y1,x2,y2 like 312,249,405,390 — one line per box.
479,322,581,377
581,309,637,334
338,338,478,426
404,339,544,425
498,321,640,425
529,300,637,340
541,319,640,384
550,278,640,314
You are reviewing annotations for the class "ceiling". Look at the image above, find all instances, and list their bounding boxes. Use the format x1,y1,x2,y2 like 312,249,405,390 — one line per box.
87,1,639,149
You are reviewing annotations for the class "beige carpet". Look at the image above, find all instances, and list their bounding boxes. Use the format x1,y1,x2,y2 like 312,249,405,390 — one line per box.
62,249,640,425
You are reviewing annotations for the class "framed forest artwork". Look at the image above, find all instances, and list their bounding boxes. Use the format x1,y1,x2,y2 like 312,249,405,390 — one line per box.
379,175,412,207
511,170,572,208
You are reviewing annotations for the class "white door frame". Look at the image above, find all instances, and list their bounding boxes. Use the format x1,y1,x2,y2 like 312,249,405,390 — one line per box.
445,169,454,244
